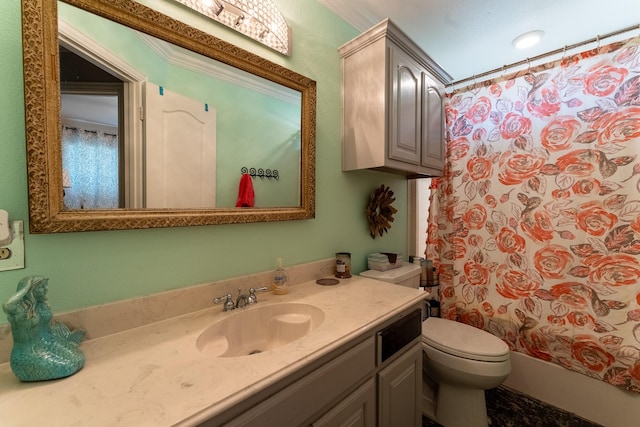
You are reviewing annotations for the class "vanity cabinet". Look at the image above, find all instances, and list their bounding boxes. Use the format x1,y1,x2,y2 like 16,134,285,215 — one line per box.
312,340,423,427
339,19,451,177
219,337,377,427
207,305,423,427
378,344,422,427
0,276,427,427
312,378,376,427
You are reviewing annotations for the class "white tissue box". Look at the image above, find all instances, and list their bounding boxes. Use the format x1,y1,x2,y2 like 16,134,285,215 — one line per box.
367,253,403,271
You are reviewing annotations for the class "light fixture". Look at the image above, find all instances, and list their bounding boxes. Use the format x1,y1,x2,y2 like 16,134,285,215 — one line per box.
173,0,291,55
512,30,544,49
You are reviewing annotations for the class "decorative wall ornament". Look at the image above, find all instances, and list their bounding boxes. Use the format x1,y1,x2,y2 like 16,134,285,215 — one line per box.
366,185,397,238
2,276,85,381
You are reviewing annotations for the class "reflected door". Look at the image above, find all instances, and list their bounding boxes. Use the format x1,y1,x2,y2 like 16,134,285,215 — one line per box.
145,82,217,208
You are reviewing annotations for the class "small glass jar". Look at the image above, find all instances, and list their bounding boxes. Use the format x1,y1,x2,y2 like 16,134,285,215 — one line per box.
335,252,352,278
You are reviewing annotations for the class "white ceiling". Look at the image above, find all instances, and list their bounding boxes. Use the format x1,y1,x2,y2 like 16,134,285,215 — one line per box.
61,94,118,128
318,0,640,83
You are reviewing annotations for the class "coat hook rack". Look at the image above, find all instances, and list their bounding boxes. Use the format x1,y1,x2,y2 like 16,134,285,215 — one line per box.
241,166,279,180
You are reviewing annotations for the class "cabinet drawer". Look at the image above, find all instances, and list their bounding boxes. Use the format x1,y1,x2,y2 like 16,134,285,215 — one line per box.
223,337,375,427
377,309,422,364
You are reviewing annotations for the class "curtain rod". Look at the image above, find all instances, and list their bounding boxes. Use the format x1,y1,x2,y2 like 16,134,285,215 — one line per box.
448,23,640,89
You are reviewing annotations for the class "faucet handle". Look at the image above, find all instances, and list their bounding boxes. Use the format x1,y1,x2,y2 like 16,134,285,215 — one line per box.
213,292,235,311
248,287,269,304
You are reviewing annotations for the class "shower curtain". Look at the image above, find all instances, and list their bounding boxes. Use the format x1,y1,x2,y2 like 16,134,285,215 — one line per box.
427,36,640,392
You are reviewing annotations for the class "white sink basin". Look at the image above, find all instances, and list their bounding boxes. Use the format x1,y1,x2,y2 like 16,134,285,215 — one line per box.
196,303,325,357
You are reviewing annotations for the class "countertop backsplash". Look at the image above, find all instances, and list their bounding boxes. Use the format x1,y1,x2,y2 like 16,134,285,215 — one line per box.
0,258,336,364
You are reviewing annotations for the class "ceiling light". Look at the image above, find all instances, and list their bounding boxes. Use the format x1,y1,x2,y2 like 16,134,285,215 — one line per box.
512,30,544,49
173,0,291,55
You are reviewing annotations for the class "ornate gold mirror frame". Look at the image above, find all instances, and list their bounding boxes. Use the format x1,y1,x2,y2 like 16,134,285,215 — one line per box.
22,0,316,233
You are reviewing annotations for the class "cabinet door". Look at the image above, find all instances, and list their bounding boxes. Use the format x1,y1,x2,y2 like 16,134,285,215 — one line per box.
220,338,375,427
378,344,422,427
421,74,445,170
389,46,421,166
313,379,376,427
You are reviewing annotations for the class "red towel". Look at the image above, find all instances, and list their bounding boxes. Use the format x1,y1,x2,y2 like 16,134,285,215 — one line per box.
235,173,255,207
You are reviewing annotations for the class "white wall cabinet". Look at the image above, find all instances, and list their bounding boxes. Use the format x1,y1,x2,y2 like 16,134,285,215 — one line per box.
339,19,451,177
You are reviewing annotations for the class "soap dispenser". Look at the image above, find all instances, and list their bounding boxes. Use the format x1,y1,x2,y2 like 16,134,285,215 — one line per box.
272,257,289,295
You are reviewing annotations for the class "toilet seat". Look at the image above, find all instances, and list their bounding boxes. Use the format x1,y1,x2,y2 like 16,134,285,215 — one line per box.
422,317,509,362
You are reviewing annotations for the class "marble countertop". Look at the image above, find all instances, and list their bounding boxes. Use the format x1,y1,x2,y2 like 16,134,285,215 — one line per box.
0,276,425,427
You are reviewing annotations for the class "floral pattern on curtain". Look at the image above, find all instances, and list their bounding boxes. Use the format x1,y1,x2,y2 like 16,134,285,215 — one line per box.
427,36,640,392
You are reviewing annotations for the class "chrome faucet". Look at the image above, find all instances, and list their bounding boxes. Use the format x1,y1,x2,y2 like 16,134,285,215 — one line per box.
213,292,235,311
235,288,250,309
214,287,269,311
247,287,268,304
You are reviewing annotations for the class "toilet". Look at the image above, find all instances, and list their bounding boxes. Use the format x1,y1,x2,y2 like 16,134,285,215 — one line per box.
422,317,510,427
360,263,511,427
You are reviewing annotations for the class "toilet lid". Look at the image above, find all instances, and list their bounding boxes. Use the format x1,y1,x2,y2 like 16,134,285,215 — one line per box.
422,317,509,362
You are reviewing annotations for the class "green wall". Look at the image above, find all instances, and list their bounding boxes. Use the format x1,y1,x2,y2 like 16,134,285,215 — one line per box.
0,0,409,315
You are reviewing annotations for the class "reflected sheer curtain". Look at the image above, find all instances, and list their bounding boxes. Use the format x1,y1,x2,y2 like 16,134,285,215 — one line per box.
62,126,119,209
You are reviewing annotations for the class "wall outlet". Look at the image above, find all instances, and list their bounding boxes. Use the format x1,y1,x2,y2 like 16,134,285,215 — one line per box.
0,248,11,260
0,220,25,271
0,209,10,246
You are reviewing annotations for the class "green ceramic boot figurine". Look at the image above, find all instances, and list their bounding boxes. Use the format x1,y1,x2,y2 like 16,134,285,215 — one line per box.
2,276,86,381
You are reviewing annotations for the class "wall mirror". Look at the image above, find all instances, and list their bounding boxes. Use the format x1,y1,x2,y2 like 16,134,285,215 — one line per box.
22,0,316,233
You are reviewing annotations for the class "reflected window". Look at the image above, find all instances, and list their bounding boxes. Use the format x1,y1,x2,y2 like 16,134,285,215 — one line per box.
62,121,120,209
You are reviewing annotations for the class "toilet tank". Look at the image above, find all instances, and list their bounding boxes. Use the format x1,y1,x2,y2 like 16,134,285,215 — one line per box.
359,263,422,288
